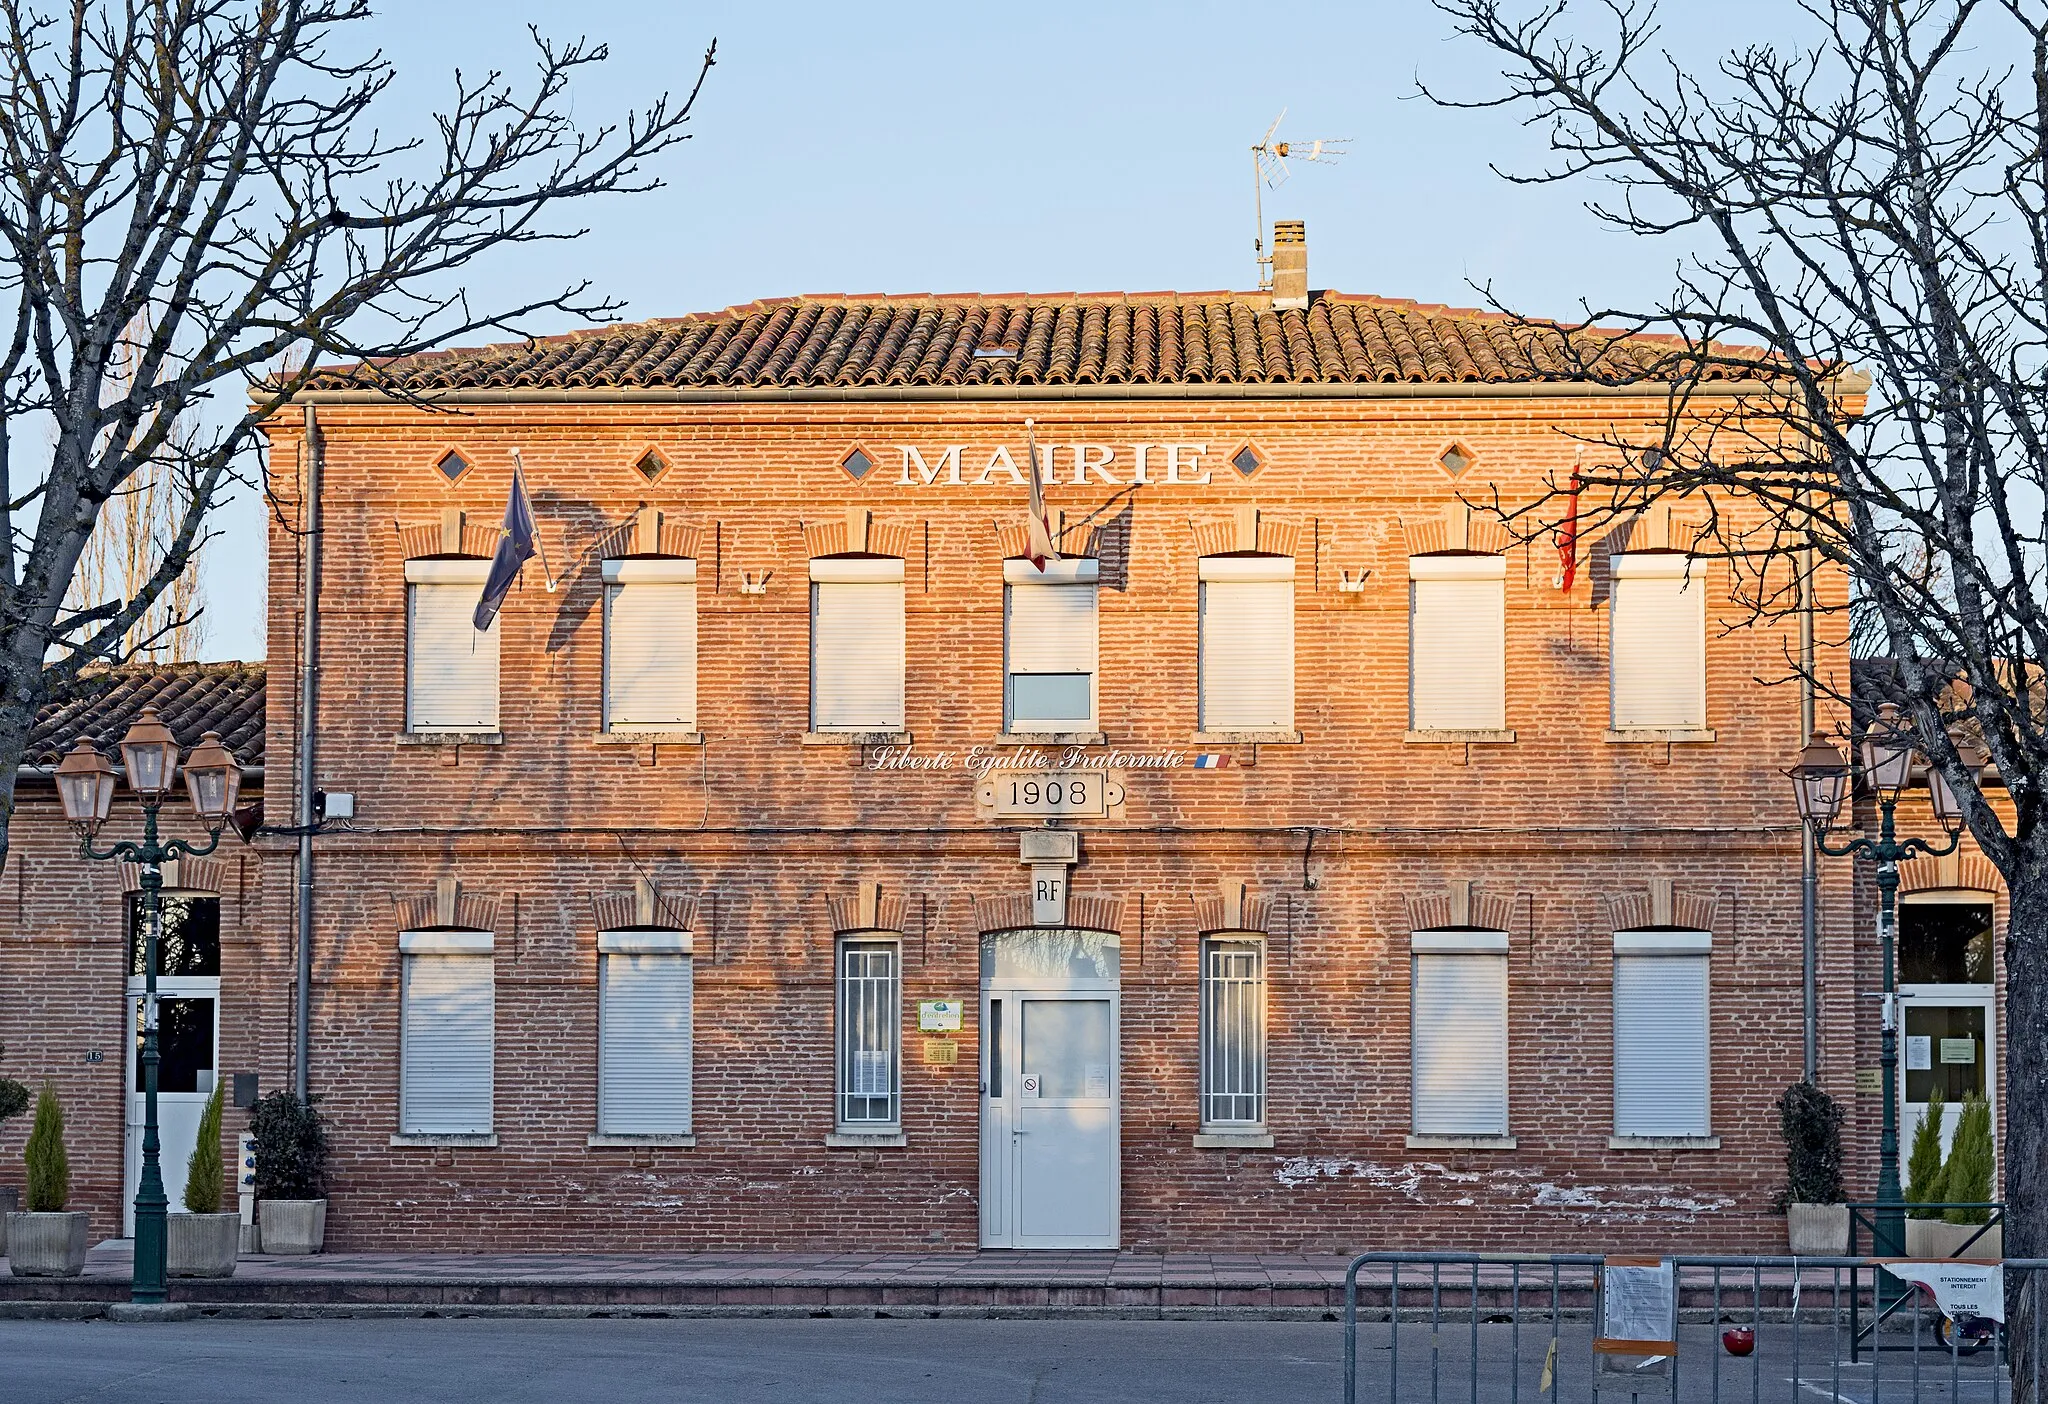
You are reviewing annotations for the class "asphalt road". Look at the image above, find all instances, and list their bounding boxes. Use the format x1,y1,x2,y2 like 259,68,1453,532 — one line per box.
0,1316,2010,1403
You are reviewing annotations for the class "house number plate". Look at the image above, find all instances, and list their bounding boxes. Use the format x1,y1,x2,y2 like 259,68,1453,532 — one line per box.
976,769,1125,818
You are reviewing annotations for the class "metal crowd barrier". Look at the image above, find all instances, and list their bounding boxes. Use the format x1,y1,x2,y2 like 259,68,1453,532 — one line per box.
1341,1251,2045,1404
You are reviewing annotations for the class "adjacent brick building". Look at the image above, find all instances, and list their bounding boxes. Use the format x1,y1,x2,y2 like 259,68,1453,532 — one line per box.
0,241,2011,1253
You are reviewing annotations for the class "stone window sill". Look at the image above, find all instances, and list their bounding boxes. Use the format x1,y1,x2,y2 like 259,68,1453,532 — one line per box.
1609,1134,1720,1151
390,1133,497,1148
1404,729,1516,745
587,1133,696,1148
996,732,1107,746
825,1131,907,1148
803,730,912,746
1190,730,1302,745
1194,1131,1275,1149
1605,728,1716,744
593,731,703,746
396,731,504,747
1406,1134,1518,1150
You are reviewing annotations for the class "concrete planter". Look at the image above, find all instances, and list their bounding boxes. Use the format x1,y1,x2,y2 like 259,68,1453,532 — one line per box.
0,1188,17,1256
5,1211,89,1276
168,1212,241,1278
1786,1202,1850,1255
1906,1216,2002,1259
259,1199,326,1255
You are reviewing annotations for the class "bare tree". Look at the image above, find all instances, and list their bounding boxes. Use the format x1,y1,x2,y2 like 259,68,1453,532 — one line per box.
1427,0,2048,1347
0,0,712,840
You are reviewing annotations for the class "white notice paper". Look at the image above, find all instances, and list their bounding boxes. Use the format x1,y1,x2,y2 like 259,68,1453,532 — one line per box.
851,1051,890,1097
1907,1036,1932,1071
1083,1064,1110,1099
1941,1037,1977,1065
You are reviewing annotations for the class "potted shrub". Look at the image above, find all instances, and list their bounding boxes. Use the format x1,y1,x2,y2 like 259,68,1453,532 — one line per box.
1778,1081,1849,1254
250,1091,328,1254
167,1082,238,1277
1904,1087,1951,1257
8,1082,88,1276
0,1043,29,1256
1938,1094,2000,1257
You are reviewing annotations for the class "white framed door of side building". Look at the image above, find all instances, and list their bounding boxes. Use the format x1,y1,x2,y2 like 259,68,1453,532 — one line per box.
1896,891,1999,1189
980,928,1121,1249
123,974,220,1235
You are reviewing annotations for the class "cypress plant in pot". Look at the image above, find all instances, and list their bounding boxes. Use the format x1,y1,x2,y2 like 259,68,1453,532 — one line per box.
0,1042,30,1256
1778,1081,1849,1254
249,1091,329,1254
9,1082,88,1277
167,1082,239,1277
1940,1094,2000,1255
1903,1086,1951,1256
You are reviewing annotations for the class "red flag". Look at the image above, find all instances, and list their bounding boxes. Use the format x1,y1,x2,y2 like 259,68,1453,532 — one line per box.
1557,460,1583,592
1023,418,1060,570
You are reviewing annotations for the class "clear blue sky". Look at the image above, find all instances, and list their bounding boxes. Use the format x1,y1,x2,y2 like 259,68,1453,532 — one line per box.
200,0,1798,661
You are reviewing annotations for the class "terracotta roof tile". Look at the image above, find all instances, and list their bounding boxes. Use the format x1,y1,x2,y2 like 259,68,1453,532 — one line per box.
301,291,1778,394
28,662,265,771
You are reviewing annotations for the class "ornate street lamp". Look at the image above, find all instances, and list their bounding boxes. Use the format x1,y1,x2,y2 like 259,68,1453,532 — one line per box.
54,707,241,1306
1789,704,1964,1262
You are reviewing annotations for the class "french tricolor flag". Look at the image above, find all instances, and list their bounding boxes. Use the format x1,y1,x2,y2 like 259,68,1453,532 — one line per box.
1192,753,1234,770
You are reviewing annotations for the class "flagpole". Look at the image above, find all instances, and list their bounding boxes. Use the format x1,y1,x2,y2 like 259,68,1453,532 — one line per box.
508,449,558,591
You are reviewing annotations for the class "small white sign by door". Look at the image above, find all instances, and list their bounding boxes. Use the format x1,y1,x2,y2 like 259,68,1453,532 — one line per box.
1020,1073,1042,1099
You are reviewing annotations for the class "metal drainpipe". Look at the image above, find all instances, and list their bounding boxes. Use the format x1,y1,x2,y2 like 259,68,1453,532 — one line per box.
295,402,323,1099
1800,526,1819,1082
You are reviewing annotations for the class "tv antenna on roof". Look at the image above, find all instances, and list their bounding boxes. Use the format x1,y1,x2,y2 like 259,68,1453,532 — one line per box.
1251,110,1349,292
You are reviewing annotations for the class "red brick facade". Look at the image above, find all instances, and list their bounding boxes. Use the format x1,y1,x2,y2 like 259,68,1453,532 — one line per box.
0,294,2008,1254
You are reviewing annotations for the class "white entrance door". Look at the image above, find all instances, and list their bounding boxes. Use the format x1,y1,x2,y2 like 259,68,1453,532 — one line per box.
980,929,1121,1249
124,977,220,1234
1899,993,1995,1185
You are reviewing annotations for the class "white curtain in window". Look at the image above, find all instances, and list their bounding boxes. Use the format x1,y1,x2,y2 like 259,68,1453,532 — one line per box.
599,940,694,1136
604,559,697,731
1411,944,1508,1136
1408,556,1505,731
406,560,498,732
810,557,905,731
400,943,494,1135
1199,556,1295,731
1611,555,1706,728
1613,948,1711,1137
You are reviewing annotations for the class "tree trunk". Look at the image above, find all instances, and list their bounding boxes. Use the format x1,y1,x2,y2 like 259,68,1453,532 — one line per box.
2005,866,2048,1398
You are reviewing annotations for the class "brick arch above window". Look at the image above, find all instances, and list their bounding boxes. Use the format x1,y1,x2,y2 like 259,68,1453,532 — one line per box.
1404,879,1516,935
594,877,696,934
593,509,702,561
974,892,1124,936
120,855,225,896
1899,851,2003,897
1189,508,1300,559
828,880,908,936
1194,879,1272,936
1604,877,1717,933
396,511,497,561
394,877,499,934
1402,505,1510,558
804,508,917,561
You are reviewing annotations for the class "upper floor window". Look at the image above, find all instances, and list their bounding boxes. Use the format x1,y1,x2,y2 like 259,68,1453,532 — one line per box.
1005,558,1098,734
1610,554,1706,730
405,559,498,733
1198,555,1295,734
1408,554,1505,732
809,556,906,734
603,558,698,734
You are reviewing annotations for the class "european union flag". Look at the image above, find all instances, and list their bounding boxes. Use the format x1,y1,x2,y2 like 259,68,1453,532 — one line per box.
473,464,536,630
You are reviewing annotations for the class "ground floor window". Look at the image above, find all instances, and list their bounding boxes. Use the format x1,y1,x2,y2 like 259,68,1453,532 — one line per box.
836,935,900,1130
1612,931,1712,1138
399,932,495,1136
1200,936,1266,1129
598,932,694,1136
1410,932,1509,1137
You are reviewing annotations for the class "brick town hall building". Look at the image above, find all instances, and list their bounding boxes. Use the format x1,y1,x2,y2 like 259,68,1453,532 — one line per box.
0,233,2013,1253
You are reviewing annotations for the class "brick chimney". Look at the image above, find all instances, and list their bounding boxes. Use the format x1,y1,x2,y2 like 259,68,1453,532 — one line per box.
1270,220,1308,310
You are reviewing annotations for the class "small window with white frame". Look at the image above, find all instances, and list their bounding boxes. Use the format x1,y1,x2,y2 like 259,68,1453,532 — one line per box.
405,559,499,734
602,558,698,734
1408,554,1505,733
810,556,906,734
1610,553,1707,731
399,930,495,1137
836,934,901,1131
1200,935,1267,1129
1612,929,1712,1139
596,929,694,1138
1198,555,1295,735
1409,929,1509,1139
1005,557,1099,733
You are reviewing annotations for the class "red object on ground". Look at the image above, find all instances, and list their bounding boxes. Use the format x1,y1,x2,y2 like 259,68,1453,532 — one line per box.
1722,1327,1756,1356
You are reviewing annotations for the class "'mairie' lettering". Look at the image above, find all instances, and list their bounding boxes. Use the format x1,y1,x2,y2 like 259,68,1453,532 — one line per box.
894,444,1210,487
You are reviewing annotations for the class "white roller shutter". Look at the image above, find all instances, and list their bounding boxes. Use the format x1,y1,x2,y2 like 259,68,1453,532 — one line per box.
1611,555,1706,728
1614,952,1711,1136
1006,576,1098,729
1411,950,1508,1136
603,559,698,731
810,559,905,731
401,952,494,1135
599,950,694,1135
406,568,499,732
1408,557,1505,731
1199,556,1294,731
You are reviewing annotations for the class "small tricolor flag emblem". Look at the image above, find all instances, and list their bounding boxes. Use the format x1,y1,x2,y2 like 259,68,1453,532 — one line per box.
1191,753,1234,770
